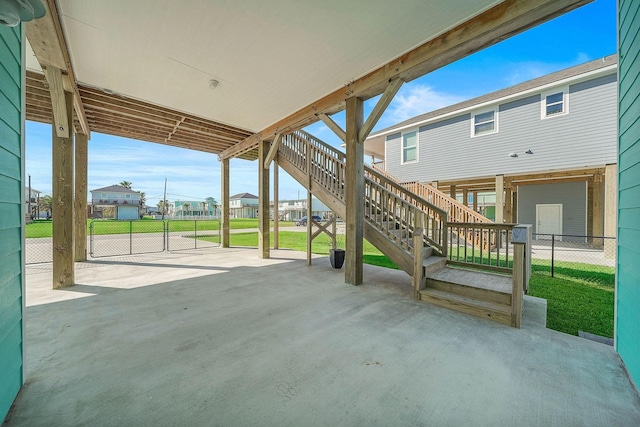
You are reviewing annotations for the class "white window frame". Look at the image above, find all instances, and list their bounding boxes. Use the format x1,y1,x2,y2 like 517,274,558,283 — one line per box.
471,108,498,137
400,130,419,164
541,87,569,119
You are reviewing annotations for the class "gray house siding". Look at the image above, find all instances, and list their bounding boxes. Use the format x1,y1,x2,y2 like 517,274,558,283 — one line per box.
517,181,587,238
385,70,618,183
0,24,24,422
616,0,640,390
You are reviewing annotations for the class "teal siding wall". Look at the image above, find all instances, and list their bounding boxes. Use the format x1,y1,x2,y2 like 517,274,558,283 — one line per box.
0,23,24,421
617,0,640,389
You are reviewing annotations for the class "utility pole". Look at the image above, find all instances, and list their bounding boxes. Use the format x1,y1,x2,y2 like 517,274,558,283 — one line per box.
162,177,167,220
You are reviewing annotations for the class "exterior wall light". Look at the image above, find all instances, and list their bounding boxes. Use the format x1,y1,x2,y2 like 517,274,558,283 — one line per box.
0,0,45,27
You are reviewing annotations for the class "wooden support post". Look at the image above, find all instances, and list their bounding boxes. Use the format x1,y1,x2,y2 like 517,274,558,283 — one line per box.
495,175,504,223
432,181,438,190
511,243,524,328
592,173,604,247
604,164,617,258
46,66,70,139
345,96,364,285
472,191,478,212
221,158,230,248
307,189,312,266
450,184,457,200
505,181,513,223
412,214,424,300
512,190,518,223
462,188,469,207
74,132,88,262
258,140,270,258
52,91,74,288
273,160,279,249
332,212,337,250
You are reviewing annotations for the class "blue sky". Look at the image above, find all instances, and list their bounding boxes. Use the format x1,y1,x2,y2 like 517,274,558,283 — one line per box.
25,0,617,207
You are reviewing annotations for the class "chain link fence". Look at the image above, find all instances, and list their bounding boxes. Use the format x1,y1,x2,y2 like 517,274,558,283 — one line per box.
89,219,220,258
531,233,616,286
25,220,220,263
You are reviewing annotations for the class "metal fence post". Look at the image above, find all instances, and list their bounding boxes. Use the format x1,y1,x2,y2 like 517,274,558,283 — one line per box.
89,221,93,257
551,233,555,278
194,220,197,249
129,221,133,255
165,220,169,252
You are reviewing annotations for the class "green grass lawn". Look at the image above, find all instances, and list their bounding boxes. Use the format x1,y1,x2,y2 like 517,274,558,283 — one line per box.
199,231,614,338
25,218,295,238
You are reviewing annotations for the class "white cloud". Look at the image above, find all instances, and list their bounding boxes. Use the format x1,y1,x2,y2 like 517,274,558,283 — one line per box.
503,53,592,87
379,85,465,128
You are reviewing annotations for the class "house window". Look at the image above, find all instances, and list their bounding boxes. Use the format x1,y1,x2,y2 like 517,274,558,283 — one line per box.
541,88,568,118
473,110,497,136
402,131,417,163
125,194,131,199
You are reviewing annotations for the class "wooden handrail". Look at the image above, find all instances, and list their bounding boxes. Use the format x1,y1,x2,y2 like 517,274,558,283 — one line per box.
369,162,490,224
279,131,448,257
402,181,491,224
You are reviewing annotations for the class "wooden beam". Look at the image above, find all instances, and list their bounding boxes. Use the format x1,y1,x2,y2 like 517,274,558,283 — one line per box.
345,96,364,285
27,1,90,137
219,0,590,160
273,161,279,249
52,91,74,288
221,159,230,248
592,175,604,247
359,78,403,142
604,164,616,258
505,183,513,223
46,66,69,138
317,113,346,143
74,133,88,262
263,133,282,169
307,188,312,266
495,175,504,224
258,140,270,258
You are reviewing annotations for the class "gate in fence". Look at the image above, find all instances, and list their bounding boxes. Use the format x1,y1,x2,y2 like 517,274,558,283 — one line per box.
89,219,220,258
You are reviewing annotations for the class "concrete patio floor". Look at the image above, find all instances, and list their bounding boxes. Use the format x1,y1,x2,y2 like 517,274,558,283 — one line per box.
7,247,640,426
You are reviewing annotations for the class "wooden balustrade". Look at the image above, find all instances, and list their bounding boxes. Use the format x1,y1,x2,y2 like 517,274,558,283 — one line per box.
280,131,447,256
446,222,515,273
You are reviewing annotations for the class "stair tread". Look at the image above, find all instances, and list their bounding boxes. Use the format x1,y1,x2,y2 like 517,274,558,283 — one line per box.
426,266,511,294
422,256,446,268
420,288,511,313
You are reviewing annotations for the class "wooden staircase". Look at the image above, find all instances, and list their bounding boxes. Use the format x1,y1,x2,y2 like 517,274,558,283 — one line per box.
276,130,526,328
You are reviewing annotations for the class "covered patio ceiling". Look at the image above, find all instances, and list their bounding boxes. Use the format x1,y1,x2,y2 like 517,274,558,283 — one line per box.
24,0,591,160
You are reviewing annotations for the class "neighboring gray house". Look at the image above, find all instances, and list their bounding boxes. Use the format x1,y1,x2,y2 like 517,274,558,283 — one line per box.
91,185,141,220
365,55,618,241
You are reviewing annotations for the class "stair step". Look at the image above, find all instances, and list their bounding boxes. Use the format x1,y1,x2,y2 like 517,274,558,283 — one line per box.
422,256,447,274
425,266,512,305
419,288,512,326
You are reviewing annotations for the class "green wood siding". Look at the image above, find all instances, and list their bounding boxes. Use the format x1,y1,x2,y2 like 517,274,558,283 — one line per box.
0,23,23,422
617,0,640,390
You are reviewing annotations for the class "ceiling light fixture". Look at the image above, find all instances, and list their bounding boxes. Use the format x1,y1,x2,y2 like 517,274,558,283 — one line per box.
525,149,534,154
0,0,45,27
208,79,219,90
509,153,518,158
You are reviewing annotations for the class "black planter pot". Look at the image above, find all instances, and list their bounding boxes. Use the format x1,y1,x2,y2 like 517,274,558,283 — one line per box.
330,249,345,269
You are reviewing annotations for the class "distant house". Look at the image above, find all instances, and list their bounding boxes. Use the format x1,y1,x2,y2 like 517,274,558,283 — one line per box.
275,197,332,221
229,193,258,218
171,200,218,218
90,185,141,220
23,186,42,222
365,55,618,243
